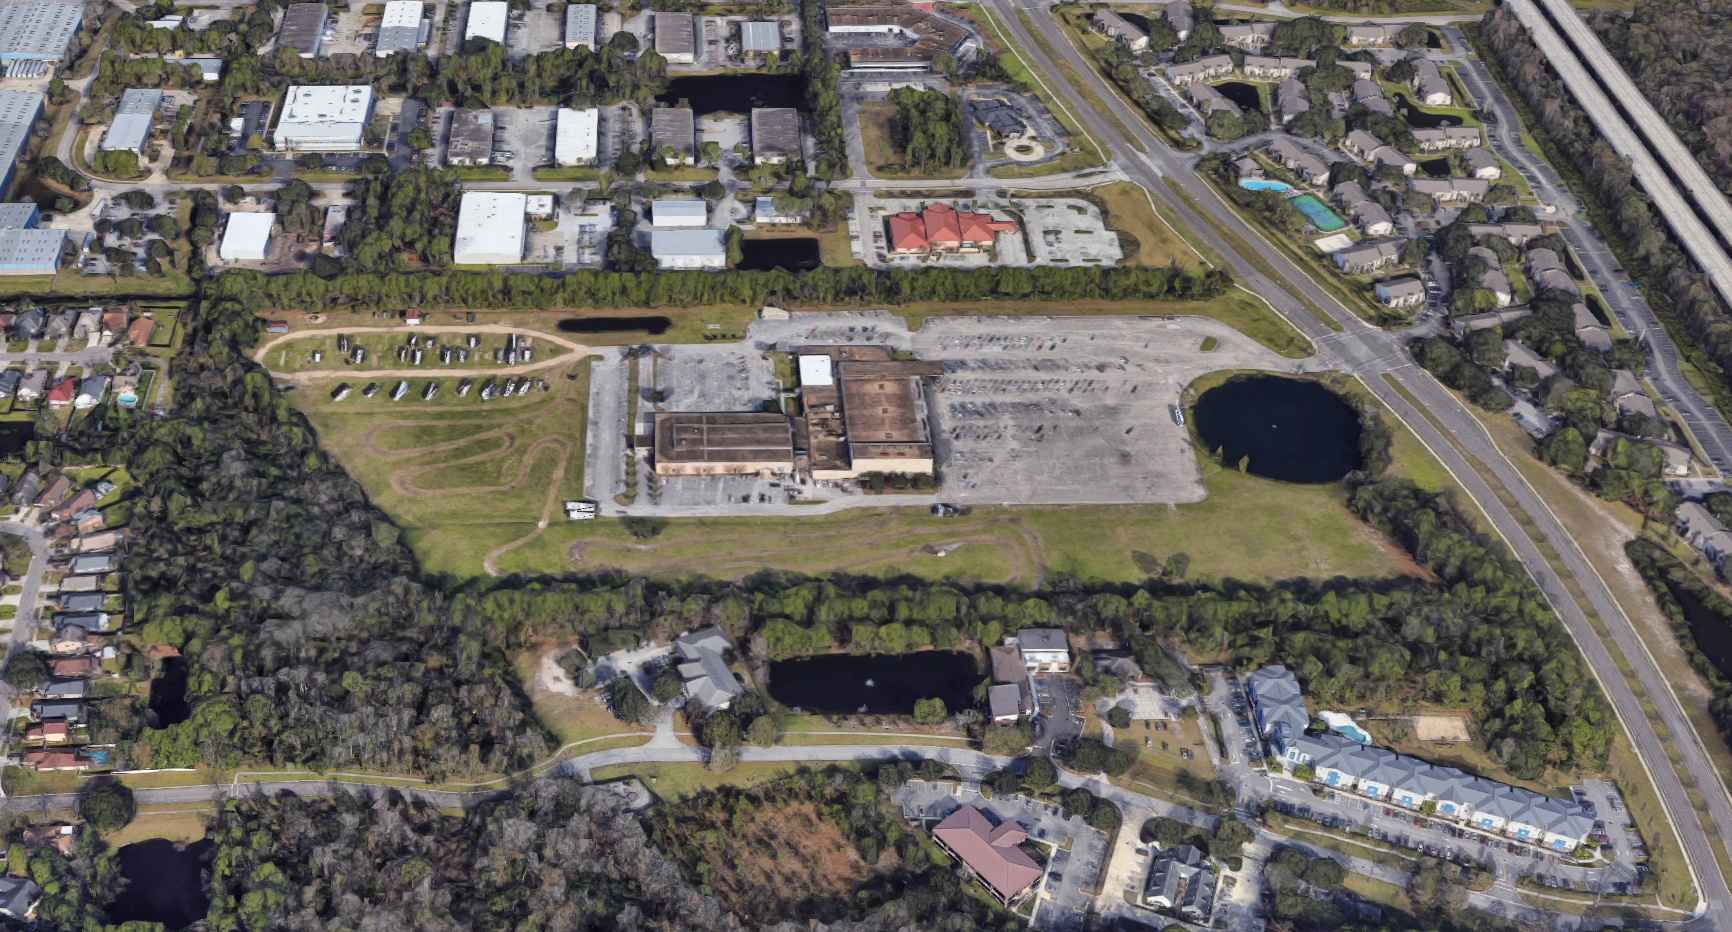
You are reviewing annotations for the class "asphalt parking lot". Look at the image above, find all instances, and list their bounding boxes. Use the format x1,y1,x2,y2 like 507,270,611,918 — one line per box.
507,6,562,58
911,316,1302,505
492,106,558,179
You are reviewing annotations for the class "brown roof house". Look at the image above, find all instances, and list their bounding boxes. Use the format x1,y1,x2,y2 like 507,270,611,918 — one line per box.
51,488,97,523
125,317,155,347
21,825,75,857
20,749,84,771
930,805,1043,906
23,721,68,745
33,475,70,510
99,308,129,346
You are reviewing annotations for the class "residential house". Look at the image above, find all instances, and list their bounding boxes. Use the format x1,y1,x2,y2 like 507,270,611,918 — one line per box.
34,475,69,509
11,307,41,339
1450,307,1532,337
52,488,97,522
112,361,142,408
1610,369,1658,419
1410,60,1452,106
1165,54,1232,87
674,625,743,709
1370,145,1416,175
1463,147,1501,179
46,655,97,676
69,554,115,574
1677,501,1732,565
42,310,71,342
1341,60,1374,81
31,699,83,723
1345,24,1404,45
74,529,123,553
930,805,1043,906
1016,628,1070,672
1091,10,1149,51
73,373,107,409
51,626,95,654
44,377,74,409
1277,78,1309,123
0,369,20,398
1360,96,1394,117
1525,247,1562,276
1477,269,1513,307
21,825,75,856
1412,127,1482,151
1350,201,1394,236
1375,276,1426,308
1333,180,1369,210
1503,341,1559,380
14,368,45,402
43,678,86,699
1572,303,1612,352
1241,55,1307,80
100,308,129,345
1163,0,1194,40
23,721,68,744
1409,177,1488,202
21,749,83,771
0,875,40,921
126,317,155,347
71,307,99,340
1342,129,1385,161
54,612,108,634
1188,84,1240,117
1465,222,1543,245
1144,844,1216,921
1245,665,1309,743
1533,267,1578,295
1331,237,1404,273
1350,79,1384,105
56,592,105,613
1221,21,1275,50
988,683,1025,724
9,470,38,506
1266,138,1327,184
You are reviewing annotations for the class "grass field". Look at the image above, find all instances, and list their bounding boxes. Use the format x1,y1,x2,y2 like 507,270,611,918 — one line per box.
288,359,591,579
1114,718,1214,784
591,761,819,801
1089,181,1205,268
105,807,212,846
858,102,968,181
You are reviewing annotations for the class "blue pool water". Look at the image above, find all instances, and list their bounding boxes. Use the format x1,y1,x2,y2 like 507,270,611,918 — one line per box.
1239,179,1292,192
1334,724,1371,744
1290,194,1347,232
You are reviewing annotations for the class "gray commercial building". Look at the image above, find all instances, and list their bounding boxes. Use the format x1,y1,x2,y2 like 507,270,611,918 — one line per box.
651,107,695,164
277,2,329,58
374,0,423,57
565,3,596,48
750,107,800,164
0,0,82,63
446,108,493,165
100,87,161,153
0,89,40,193
741,20,779,53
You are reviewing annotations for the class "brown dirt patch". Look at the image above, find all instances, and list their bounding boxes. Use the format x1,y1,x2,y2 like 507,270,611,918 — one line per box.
1411,715,1470,742
661,799,899,923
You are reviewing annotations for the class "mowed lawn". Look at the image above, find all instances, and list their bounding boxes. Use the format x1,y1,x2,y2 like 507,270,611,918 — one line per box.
497,463,1418,586
1091,180,1208,269
289,360,592,578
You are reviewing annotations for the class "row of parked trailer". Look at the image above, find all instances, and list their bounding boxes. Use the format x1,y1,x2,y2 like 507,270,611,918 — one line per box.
330,376,547,402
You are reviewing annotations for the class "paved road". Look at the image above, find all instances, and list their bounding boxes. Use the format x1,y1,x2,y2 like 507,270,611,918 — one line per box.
979,0,1731,924
1442,29,1732,474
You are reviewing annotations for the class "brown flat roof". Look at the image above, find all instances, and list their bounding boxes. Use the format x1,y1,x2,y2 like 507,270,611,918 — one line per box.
849,46,931,64
447,108,493,161
851,443,933,459
654,12,696,54
278,3,329,54
751,107,802,158
837,360,945,378
651,108,695,154
840,377,927,444
798,345,893,362
655,413,794,465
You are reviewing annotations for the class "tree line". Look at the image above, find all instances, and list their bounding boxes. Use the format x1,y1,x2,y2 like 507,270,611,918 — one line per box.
1624,539,1732,746
1479,8,1732,411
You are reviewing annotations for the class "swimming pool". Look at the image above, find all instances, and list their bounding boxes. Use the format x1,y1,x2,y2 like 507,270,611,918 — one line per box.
1334,724,1371,743
1290,194,1347,232
1239,179,1292,192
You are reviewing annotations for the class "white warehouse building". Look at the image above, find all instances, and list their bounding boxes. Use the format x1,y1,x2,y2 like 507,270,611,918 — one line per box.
651,198,707,228
465,1,508,44
276,85,374,151
375,0,423,57
555,108,598,166
454,191,527,265
651,230,725,269
100,87,162,154
218,212,276,262
565,3,596,48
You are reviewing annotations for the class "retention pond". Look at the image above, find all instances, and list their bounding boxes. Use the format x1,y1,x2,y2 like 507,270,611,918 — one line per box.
767,651,976,715
108,839,214,930
657,74,804,116
1192,375,1363,483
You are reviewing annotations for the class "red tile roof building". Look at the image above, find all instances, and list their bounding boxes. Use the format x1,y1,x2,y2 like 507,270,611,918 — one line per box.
930,805,1043,905
45,379,75,409
886,203,1017,256
21,749,83,771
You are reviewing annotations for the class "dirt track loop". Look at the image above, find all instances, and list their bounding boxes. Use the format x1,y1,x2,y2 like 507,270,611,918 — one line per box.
254,325,595,382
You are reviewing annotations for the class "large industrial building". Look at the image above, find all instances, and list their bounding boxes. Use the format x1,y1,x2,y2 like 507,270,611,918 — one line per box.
564,3,596,48
0,201,62,274
650,199,707,228
445,108,493,165
654,11,695,63
453,191,526,265
741,20,780,54
100,88,161,154
651,345,939,479
0,89,42,194
465,1,508,44
275,85,374,151
827,4,971,70
554,107,598,165
750,107,800,164
218,212,275,263
649,229,725,269
650,107,695,164
276,2,328,58
375,0,424,57
0,0,83,64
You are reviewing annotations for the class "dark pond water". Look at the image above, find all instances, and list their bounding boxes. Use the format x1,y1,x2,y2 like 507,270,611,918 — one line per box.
768,651,975,714
1664,583,1732,682
1192,375,1363,483
1215,81,1262,112
1122,11,1152,30
1395,94,1462,128
657,74,804,116
738,238,820,272
108,839,214,930
0,421,31,457
556,316,672,335
1419,158,1450,177
150,655,189,726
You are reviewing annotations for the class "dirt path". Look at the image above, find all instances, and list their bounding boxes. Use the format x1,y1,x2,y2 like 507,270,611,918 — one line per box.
481,439,573,578
252,325,596,383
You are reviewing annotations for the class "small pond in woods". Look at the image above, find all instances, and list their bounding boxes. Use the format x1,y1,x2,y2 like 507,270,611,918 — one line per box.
108,839,214,930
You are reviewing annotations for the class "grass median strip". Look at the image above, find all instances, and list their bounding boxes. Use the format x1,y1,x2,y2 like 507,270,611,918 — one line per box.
1162,179,1340,330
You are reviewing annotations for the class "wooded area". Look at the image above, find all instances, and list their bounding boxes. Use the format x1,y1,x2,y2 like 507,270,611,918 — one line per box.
1625,539,1732,744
